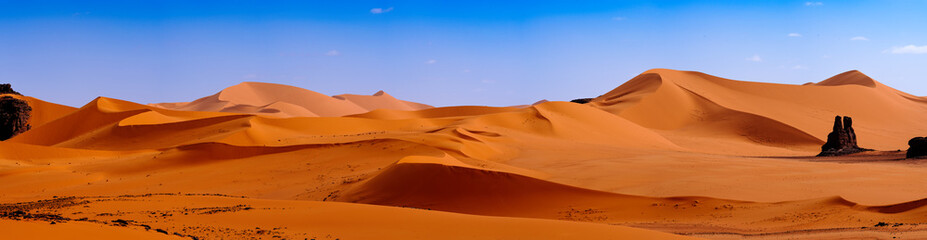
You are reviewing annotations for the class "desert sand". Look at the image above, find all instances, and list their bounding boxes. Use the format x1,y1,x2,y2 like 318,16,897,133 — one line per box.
3,69,927,239
149,82,433,118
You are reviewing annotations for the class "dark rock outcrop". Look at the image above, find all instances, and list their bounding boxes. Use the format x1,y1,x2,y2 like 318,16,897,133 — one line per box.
907,137,927,158
818,115,870,156
0,96,32,140
570,98,594,104
0,84,21,95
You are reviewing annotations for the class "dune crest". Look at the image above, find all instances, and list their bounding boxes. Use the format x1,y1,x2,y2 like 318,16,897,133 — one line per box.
150,82,431,117
816,70,877,87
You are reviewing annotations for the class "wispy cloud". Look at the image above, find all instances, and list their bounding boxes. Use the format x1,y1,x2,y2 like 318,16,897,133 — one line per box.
886,45,927,54
792,65,807,70
325,50,341,56
850,36,869,41
745,54,762,62
805,2,823,6
72,11,91,16
370,7,394,14
788,33,802,37
612,17,626,21
425,59,437,64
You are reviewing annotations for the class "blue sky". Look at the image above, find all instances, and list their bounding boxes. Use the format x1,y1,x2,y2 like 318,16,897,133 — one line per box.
1,1,925,107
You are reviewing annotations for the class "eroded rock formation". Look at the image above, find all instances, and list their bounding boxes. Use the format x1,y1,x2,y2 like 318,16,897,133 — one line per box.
570,98,594,104
0,84,21,95
0,96,32,140
907,137,927,159
818,115,870,156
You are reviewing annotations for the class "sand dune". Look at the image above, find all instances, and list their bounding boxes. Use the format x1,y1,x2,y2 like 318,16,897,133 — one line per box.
11,95,77,128
591,69,927,154
338,153,619,215
5,69,927,239
150,82,432,117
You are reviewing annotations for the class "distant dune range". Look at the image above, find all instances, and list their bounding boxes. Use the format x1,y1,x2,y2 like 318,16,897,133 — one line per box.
150,82,433,118
4,69,927,239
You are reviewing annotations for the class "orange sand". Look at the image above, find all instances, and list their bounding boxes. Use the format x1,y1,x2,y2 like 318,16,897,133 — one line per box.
4,69,927,239
150,82,432,117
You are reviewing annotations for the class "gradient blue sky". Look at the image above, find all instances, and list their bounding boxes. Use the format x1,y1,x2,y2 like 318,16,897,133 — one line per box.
1,0,926,107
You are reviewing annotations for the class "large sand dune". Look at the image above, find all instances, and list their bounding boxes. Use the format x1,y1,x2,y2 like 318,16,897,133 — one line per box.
4,69,927,239
591,69,927,154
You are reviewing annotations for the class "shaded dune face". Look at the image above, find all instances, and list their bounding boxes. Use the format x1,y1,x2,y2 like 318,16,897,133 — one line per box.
6,69,927,239
339,154,622,215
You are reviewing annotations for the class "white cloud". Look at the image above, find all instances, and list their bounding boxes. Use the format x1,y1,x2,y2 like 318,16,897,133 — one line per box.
850,36,869,41
325,50,341,56
745,54,762,62
370,7,394,14
886,45,927,54
612,17,626,21
788,33,802,37
792,65,807,70
425,59,437,64
805,2,823,6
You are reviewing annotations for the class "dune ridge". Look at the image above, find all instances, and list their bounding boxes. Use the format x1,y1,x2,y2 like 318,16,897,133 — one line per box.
816,70,877,87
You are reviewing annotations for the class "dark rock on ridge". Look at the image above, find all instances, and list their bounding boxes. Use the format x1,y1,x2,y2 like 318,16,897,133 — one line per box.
0,95,32,140
907,137,927,159
818,115,871,156
0,84,21,95
570,98,594,104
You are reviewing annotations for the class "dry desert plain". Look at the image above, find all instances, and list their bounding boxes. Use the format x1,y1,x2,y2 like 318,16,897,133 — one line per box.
3,68,927,239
